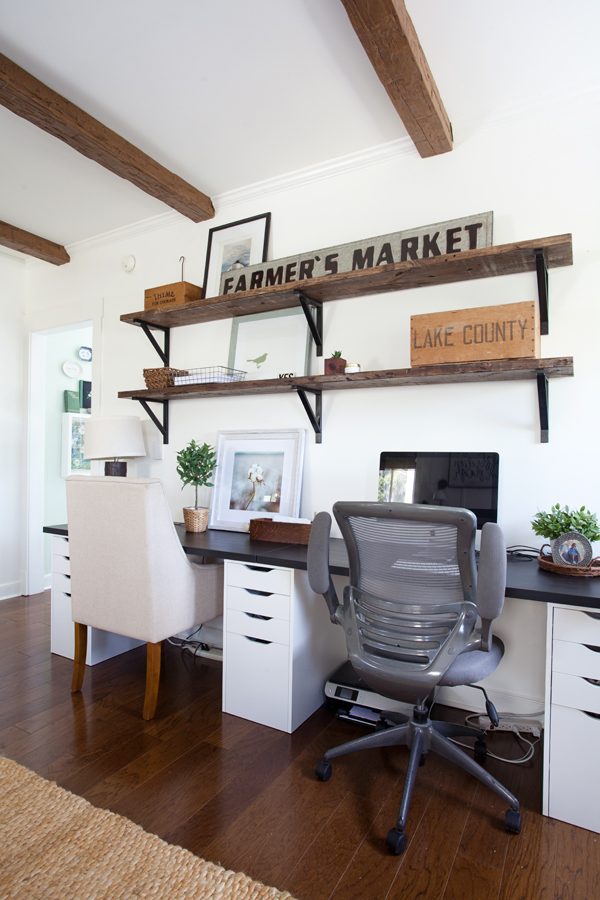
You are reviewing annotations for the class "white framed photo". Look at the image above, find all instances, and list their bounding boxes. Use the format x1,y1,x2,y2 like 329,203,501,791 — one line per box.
228,307,311,381
61,413,91,477
209,429,305,532
202,212,271,298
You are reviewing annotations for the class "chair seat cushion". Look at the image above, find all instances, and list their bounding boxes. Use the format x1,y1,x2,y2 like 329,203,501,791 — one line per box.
439,636,505,686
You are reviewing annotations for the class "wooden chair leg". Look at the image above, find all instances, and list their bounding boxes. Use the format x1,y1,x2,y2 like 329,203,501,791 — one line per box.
71,623,88,692
143,641,162,720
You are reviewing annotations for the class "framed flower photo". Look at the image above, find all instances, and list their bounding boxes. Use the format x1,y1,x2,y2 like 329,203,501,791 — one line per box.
202,212,271,298
209,429,305,532
61,413,91,477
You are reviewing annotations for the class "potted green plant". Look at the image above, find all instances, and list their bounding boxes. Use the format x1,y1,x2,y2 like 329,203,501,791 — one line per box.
176,439,218,532
324,350,347,375
531,503,600,571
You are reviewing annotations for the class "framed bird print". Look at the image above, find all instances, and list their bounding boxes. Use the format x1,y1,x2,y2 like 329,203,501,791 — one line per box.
228,308,312,382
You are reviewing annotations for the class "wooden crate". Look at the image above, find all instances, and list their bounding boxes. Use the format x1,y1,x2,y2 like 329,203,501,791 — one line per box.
249,518,312,545
410,300,540,366
144,281,202,311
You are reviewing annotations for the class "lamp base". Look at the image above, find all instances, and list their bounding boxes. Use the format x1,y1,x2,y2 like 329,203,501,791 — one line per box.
104,461,127,477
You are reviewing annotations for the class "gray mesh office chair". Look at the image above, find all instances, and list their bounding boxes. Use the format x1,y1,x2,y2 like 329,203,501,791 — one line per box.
307,501,521,855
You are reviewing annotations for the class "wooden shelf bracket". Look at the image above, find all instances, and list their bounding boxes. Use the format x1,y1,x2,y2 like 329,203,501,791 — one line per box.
295,290,323,357
536,370,549,443
535,249,549,336
296,387,322,443
137,398,169,445
134,320,171,366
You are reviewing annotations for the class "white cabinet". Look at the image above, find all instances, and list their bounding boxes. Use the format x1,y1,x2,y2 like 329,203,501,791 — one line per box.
222,560,346,733
544,604,600,833
49,535,143,665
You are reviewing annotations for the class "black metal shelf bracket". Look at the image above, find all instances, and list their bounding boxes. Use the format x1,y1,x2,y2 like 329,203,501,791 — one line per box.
295,291,323,357
296,387,322,443
134,320,171,366
535,249,549,336
136,398,169,445
536,370,549,443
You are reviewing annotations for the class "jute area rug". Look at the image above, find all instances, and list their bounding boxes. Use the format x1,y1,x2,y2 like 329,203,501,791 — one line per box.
0,757,294,899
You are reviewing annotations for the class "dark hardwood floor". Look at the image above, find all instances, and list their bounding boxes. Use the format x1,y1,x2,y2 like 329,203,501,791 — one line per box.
1,592,598,899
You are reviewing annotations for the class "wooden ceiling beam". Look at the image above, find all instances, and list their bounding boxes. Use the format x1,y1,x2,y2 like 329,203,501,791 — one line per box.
0,220,70,265
341,0,453,157
0,53,215,222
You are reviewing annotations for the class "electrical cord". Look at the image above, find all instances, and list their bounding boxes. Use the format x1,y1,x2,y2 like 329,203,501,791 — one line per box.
449,725,540,765
506,545,540,560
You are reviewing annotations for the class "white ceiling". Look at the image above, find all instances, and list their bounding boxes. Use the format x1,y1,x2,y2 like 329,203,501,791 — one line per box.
1,0,599,249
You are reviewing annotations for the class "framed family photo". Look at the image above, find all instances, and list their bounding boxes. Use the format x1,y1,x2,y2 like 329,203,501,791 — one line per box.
202,212,271,298
209,428,306,532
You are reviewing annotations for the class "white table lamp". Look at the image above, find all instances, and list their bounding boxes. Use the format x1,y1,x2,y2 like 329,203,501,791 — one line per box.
84,415,146,476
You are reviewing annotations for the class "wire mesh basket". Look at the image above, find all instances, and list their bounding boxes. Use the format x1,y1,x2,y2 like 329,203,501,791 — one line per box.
173,366,247,386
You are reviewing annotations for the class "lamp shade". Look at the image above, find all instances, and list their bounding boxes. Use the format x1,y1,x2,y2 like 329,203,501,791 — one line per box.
84,416,146,461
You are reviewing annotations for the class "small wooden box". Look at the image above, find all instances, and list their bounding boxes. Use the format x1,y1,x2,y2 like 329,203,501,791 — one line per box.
144,281,203,311
249,518,312,545
410,300,540,366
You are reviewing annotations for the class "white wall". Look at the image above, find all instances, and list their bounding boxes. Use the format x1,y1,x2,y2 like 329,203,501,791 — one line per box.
0,253,27,600
20,94,600,710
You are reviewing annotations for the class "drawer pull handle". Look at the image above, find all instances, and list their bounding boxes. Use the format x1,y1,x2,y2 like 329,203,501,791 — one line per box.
245,565,273,573
583,644,600,653
245,589,272,597
582,710,600,720
245,613,272,621
584,612,600,621
583,677,600,687
245,636,271,645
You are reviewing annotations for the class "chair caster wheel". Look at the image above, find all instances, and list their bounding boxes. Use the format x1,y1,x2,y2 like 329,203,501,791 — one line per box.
474,737,487,763
505,808,522,834
315,759,332,782
386,827,407,855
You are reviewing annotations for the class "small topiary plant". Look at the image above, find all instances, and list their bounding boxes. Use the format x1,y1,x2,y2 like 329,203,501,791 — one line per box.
176,440,217,509
531,503,600,542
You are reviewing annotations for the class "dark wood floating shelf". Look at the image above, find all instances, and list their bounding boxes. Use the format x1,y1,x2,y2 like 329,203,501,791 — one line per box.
118,357,573,402
120,234,573,329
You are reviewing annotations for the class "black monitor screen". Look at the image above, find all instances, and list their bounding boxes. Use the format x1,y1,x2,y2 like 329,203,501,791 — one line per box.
378,451,499,530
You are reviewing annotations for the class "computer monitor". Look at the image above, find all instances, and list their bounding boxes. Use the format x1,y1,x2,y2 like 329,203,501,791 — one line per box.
378,451,499,530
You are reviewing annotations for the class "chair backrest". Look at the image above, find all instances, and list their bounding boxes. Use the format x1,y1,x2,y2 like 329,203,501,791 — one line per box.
66,476,199,643
325,502,489,702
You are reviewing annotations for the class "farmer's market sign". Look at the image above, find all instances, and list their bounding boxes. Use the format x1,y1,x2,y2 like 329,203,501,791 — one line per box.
220,212,493,295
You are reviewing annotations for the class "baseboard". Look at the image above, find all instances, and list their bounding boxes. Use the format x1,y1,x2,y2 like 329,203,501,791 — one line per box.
436,684,545,723
0,581,22,601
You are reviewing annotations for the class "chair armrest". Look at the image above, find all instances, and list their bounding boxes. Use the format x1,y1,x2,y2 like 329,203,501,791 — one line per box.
307,512,340,623
476,522,507,650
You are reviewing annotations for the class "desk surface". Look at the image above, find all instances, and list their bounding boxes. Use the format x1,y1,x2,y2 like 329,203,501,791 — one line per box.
44,523,600,610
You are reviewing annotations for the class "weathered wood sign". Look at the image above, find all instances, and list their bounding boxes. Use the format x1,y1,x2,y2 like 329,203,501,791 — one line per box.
220,212,493,295
410,300,540,366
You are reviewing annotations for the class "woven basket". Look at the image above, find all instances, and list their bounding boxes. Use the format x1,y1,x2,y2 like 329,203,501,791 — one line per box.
538,551,600,577
183,507,209,533
143,367,188,390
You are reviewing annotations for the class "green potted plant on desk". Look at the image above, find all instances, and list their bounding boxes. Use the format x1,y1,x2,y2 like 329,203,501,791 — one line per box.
176,439,217,533
531,503,600,575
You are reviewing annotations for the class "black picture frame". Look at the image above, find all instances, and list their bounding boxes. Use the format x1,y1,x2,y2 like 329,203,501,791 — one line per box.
202,212,271,298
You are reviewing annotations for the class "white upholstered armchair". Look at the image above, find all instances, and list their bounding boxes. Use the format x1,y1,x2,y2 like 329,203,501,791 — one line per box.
66,476,223,719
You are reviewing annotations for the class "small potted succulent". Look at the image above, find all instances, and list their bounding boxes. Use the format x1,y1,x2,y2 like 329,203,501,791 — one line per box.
176,439,218,532
531,503,600,572
324,350,347,375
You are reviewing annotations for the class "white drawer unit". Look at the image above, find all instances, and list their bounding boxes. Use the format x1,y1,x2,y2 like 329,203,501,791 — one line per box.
49,535,143,665
222,559,346,733
544,604,600,833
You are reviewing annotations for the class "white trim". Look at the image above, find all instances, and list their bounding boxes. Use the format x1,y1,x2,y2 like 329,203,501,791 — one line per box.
0,582,23,601
66,211,181,254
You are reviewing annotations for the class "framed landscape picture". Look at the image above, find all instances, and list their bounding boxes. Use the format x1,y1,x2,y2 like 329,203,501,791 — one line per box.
202,212,271,298
61,413,91,477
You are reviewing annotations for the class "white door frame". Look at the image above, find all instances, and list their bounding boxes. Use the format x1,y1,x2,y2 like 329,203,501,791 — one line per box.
24,303,103,595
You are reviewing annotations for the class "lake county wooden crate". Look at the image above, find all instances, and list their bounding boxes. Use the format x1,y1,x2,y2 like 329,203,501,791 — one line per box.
410,300,540,366
144,281,202,311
